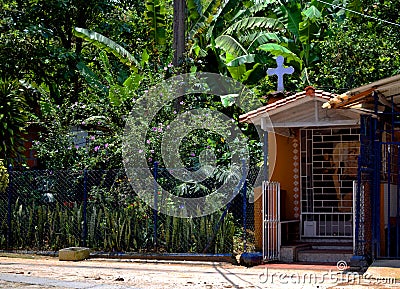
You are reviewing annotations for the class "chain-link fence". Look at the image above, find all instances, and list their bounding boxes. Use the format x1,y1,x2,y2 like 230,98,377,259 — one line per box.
0,165,261,255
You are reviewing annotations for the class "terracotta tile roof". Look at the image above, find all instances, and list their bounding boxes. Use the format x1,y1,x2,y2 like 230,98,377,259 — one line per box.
239,88,337,123
323,74,400,109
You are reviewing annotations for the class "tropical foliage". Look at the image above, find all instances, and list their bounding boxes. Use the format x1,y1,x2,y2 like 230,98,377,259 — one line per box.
1,169,239,253
0,159,8,193
1,0,400,254
186,0,334,88
315,0,400,91
0,78,31,162
2,0,400,167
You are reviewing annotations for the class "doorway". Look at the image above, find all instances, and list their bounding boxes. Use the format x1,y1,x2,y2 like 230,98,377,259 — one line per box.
300,128,359,238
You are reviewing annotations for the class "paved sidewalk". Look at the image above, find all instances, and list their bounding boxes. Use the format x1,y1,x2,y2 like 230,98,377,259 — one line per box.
365,260,400,280
0,254,398,289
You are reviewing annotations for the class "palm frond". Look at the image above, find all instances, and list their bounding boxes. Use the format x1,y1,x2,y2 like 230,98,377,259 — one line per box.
258,43,302,67
224,17,283,36
215,35,247,56
73,27,139,70
276,2,302,38
247,32,282,52
231,1,272,22
226,54,269,67
144,0,167,49
188,0,223,40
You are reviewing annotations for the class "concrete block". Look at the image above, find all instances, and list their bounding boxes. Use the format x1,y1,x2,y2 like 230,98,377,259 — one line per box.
297,249,352,263
280,246,296,263
239,252,263,267
59,247,90,261
280,244,311,263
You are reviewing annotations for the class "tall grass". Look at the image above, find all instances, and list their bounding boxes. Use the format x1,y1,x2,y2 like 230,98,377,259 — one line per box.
1,169,243,253
2,196,238,253
6,199,81,250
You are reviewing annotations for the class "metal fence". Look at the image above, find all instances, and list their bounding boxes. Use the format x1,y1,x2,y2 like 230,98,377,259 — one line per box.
0,166,260,255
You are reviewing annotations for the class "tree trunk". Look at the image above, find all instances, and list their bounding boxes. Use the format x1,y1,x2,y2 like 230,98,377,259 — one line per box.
173,0,185,67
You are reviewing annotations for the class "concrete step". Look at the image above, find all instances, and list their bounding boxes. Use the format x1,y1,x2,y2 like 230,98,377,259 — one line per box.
297,248,353,264
311,242,353,251
300,238,352,243
280,244,311,263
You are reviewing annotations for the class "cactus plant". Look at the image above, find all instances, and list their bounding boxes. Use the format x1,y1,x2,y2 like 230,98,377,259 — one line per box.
0,159,8,193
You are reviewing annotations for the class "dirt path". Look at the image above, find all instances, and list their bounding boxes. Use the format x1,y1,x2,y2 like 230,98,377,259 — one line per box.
0,254,263,289
0,254,398,289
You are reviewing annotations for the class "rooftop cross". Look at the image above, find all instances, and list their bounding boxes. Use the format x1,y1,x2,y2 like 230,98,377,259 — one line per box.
267,55,294,92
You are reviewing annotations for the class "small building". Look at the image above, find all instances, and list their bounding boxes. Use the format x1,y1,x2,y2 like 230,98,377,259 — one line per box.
240,77,400,264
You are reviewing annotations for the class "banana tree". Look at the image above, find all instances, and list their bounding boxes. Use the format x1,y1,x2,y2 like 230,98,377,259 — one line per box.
188,0,335,86
73,28,145,107
144,0,168,53
186,0,244,72
73,0,170,100
216,1,327,85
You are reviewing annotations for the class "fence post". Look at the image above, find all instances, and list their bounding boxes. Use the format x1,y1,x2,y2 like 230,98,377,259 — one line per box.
243,179,247,253
153,162,158,250
82,169,88,247
6,165,13,249
241,159,247,253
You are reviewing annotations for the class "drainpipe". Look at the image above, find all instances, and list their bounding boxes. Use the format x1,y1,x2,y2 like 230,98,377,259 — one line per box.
261,118,269,182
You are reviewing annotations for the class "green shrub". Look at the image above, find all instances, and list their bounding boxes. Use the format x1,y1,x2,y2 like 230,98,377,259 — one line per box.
0,159,8,193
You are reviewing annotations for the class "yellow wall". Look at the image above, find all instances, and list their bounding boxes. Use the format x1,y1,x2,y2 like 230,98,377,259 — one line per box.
254,186,263,251
269,132,296,220
254,131,297,250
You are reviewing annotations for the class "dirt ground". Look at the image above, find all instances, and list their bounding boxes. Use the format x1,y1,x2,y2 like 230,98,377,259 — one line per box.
0,253,398,289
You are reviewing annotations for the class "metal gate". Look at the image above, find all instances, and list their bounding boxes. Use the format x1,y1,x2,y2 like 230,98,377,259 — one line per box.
262,181,281,261
353,180,365,257
375,141,400,258
300,128,357,239
355,114,400,259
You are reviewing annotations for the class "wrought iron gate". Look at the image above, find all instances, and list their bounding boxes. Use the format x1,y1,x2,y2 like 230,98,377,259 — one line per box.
353,181,365,257
355,114,400,259
262,181,280,261
300,128,357,238
376,141,400,258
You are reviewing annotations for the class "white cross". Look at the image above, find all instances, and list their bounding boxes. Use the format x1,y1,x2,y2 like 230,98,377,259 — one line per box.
267,56,294,92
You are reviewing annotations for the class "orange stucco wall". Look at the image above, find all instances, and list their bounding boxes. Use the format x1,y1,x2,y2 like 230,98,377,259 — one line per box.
254,186,263,251
254,131,297,250
269,132,296,220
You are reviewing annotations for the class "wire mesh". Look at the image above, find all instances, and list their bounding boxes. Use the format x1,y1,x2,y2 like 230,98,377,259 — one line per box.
1,170,84,250
1,166,261,254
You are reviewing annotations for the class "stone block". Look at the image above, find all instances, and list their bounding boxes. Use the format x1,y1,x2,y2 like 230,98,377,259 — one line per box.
59,247,90,261
239,252,263,267
281,244,311,263
280,246,296,263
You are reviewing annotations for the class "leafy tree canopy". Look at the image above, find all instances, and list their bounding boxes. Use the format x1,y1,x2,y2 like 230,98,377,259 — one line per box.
314,0,400,92
1,0,400,169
